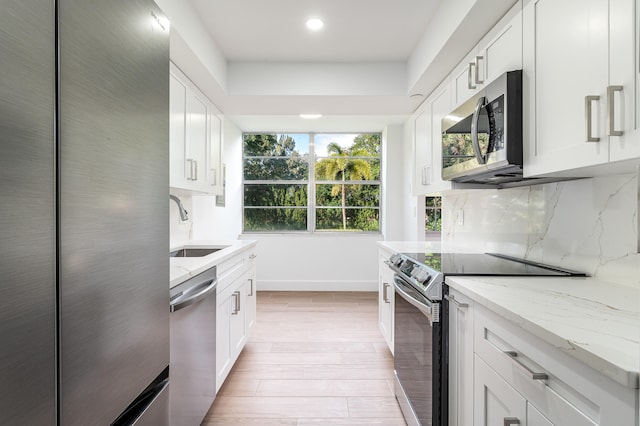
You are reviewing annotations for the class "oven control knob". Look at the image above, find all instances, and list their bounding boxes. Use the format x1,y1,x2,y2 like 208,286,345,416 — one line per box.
412,268,430,284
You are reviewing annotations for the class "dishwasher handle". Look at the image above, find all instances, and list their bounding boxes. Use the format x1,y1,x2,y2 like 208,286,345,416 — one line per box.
170,278,217,312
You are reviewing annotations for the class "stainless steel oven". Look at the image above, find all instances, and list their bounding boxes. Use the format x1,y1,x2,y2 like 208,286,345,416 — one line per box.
393,273,444,426
386,251,585,426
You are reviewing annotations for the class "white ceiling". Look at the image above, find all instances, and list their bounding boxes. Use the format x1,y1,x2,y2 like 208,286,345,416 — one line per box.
188,0,441,63
175,0,448,130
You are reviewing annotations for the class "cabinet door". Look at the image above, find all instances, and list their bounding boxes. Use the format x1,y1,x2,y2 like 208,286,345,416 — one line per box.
451,47,481,108
608,0,638,161
207,111,223,195
448,289,473,426
230,279,247,359
245,266,257,334
412,107,432,195
523,0,610,176
474,355,527,426
169,73,189,189
427,79,452,193
479,1,522,85
378,252,394,353
215,290,232,392
185,89,209,192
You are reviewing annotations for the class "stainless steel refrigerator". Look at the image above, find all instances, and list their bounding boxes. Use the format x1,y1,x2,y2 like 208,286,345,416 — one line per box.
1,0,170,424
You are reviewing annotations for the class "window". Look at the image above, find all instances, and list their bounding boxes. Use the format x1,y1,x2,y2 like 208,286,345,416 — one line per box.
243,133,381,232
425,196,442,238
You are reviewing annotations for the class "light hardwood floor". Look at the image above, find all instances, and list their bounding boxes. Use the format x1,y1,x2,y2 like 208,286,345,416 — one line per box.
203,291,406,425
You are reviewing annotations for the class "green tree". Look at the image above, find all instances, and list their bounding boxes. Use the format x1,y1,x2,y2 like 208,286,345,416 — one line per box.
315,142,372,230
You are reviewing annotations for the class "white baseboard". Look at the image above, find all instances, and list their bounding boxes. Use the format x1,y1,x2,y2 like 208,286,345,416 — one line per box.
257,280,378,292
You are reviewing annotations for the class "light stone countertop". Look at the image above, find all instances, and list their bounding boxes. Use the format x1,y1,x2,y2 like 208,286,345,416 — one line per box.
170,240,257,289
377,241,640,389
447,276,639,388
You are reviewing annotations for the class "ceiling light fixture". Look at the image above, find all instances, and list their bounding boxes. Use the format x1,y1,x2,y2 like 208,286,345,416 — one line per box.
306,18,324,31
300,114,322,119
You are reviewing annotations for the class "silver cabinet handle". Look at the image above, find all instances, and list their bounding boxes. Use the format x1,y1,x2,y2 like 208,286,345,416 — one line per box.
585,95,601,142
248,278,254,296
193,160,198,181
382,282,390,303
607,85,624,136
475,55,484,84
444,294,468,309
421,166,431,185
504,418,520,426
210,168,217,186
231,291,240,315
504,351,548,380
468,62,477,90
249,253,257,260
185,158,194,180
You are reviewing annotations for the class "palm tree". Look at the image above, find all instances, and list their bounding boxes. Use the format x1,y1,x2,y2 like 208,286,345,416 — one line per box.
316,142,372,230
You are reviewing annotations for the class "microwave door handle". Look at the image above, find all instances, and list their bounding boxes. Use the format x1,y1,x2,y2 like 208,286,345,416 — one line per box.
471,96,487,165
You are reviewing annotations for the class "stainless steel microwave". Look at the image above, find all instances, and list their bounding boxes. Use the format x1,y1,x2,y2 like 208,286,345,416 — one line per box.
441,70,523,184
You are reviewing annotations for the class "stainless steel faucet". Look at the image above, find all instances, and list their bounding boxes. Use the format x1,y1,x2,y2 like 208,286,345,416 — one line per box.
170,194,189,221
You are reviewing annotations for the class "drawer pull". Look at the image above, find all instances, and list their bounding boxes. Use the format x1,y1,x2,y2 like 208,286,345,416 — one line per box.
249,254,257,260
504,351,548,381
504,417,520,426
444,294,468,309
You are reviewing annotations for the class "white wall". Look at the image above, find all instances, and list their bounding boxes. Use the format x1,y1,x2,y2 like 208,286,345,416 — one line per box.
240,234,381,291
382,124,406,240
441,173,640,287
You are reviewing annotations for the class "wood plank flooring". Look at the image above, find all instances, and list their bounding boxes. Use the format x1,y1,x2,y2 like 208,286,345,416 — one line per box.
203,291,406,426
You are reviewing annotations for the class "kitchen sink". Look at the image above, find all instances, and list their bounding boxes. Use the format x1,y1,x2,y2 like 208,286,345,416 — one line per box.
170,248,223,257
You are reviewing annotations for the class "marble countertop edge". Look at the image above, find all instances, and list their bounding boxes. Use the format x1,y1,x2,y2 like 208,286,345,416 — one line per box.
169,240,257,288
446,276,640,389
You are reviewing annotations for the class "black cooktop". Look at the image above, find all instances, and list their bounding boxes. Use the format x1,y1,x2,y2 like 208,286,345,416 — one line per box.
401,252,586,277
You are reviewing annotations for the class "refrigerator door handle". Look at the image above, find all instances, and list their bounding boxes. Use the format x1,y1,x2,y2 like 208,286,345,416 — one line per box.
169,279,217,312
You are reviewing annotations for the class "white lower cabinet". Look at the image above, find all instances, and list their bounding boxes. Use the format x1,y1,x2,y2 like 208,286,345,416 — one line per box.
472,303,632,426
447,288,474,426
215,247,257,392
245,266,257,333
474,354,527,426
378,248,394,353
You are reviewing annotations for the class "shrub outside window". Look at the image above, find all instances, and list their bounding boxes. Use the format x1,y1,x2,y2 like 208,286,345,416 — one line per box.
243,133,381,233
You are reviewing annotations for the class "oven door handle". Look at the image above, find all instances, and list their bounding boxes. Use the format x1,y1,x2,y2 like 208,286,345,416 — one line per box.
393,276,437,323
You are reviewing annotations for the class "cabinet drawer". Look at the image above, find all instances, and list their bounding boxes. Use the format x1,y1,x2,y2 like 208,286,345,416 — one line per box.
474,304,636,425
217,254,246,292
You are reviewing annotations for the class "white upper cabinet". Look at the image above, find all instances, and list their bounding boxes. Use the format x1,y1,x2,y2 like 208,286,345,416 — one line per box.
478,1,523,88
412,105,431,195
523,0,637,176
169,63,223,195
451,47,482,109
451,1,523,109
412,77,452,195
207,112,223,195
427,79,453,193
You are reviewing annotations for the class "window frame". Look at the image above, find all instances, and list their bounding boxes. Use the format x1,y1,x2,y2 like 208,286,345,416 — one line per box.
242,132,382,234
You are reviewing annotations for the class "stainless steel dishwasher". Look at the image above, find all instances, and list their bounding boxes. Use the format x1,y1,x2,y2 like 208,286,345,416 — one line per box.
169,266,217,426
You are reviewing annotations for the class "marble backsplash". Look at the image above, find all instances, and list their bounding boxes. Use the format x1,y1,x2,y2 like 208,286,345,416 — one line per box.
441,173,639,288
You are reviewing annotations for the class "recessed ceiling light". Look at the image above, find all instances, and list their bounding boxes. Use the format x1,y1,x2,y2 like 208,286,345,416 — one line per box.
306,18,324,31
300,114,322,119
